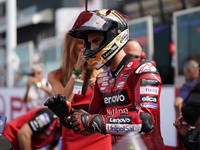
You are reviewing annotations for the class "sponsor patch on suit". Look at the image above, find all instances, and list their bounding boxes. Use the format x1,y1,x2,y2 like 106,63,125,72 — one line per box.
140,79,159,86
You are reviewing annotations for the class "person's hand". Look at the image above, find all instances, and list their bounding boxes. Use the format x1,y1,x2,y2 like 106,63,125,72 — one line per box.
27,76,39,86
173,116,190,136
89,78,96,90
75,49,85,70
70,109,106,134
44,93,74,119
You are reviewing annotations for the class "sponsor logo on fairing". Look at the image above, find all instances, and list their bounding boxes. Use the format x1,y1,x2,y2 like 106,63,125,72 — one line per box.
35,113,49,128
141,103,157,108
140,87,159,95
108,116,132,124
106,108,129,115
97,78,102,84
102,43,118,59
100,87,106,91
127,62,133,67
140,95,158,103
33,120,39,128
105,95,125,103
30,121,37,131
43,113,51,123
140,79,159,86
116,81,125,88
109,78,115,84
103,89,129,107
107,125,134,133
102,82,108,86
98,72,107,77
103,77,109,81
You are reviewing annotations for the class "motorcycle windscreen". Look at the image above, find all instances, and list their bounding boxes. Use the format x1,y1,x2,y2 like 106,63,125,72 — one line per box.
112,132,147,150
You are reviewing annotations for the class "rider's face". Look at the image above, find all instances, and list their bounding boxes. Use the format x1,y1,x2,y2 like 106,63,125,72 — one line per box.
87,32,104,50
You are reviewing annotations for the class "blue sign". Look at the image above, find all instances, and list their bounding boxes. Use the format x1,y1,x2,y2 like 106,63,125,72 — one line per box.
0,114,7,134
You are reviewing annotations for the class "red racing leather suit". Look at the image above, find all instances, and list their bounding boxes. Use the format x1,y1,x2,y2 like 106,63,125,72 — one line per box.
3,107,62,150
88,55,165,150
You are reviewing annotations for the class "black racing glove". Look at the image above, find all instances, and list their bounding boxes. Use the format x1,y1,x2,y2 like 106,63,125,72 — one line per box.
44,93,75,120
71,109,106,135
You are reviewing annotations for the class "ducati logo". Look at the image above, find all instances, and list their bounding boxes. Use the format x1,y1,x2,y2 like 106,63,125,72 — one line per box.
120,30,128,43
135,63,157,74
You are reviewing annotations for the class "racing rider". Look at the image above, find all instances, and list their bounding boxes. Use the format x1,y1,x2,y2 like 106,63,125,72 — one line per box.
45,9,165,150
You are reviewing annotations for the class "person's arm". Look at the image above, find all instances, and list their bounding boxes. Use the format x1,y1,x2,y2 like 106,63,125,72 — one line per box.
17,123,33,150
23,77,32,103
174,83,194,118
48,70,76,101
48,70,64,94
61,75,77,101
62,51,85,100
23,86,31,103
174,97,184,118
48,51,85,102
23,108,59,149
